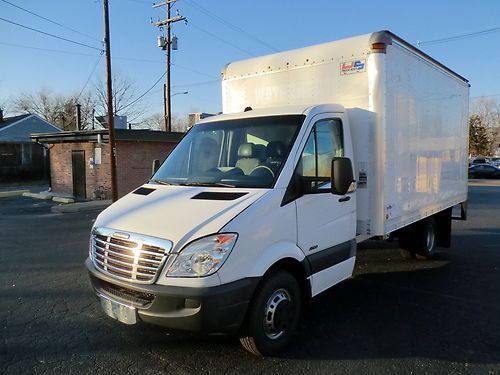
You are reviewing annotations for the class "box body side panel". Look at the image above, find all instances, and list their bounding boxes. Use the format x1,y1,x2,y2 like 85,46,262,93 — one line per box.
382,42,469,233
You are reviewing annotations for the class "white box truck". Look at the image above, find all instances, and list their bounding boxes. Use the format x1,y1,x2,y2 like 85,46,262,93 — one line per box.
86,31,469,355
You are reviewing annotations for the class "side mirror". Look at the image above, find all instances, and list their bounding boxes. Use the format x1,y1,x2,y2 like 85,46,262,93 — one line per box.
152,159,160,175
331,157,354,195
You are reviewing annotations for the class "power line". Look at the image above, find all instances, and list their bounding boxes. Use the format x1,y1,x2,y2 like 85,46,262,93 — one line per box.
149,77,219,95
183,0,278,52
0,41,98,57
417,26,500,47
123,0,151,4
0,41,218,78
0,0,100,42
77,52,104,100
120,71,167,112
471,94,500,99
0,17,102,51
172,79,219,88
0,40,163,63
188,21,255,57
172,62,218,79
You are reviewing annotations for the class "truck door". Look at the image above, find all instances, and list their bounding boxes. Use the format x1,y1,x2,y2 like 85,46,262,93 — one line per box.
294,114,356,296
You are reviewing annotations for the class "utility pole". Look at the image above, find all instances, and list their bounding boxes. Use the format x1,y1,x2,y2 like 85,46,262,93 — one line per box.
163,83,167,131
153,1,185,132
166,1,171,133
103,0,118,202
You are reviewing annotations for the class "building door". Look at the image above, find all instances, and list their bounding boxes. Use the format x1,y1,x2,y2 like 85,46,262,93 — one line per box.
72,150,86,200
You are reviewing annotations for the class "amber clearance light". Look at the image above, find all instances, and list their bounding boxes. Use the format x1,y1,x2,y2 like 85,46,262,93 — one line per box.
371,42,386,51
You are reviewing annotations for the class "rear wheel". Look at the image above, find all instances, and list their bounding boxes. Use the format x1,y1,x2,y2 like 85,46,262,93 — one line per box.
239,270,301,356
399,217,438,260
414,218,437,259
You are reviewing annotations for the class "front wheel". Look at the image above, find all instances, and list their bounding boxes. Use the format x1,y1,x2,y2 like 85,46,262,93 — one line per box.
239,270,301,356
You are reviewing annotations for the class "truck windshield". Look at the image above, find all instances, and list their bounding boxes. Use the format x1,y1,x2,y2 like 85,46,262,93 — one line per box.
151,115,305,188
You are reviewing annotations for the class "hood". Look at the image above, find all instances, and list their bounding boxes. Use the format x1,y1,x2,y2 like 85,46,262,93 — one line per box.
94,184,267,251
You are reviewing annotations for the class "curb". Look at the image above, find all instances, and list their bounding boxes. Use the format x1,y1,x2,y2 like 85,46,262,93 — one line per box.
53,196,75,204
0,190,30,198
468,180,500,187
22,192,53,200
51,200,112,213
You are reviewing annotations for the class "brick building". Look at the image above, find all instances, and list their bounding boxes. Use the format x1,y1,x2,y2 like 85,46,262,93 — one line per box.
32,129,183,200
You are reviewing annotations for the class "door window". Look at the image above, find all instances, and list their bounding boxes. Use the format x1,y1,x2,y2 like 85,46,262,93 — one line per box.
297,118,344,191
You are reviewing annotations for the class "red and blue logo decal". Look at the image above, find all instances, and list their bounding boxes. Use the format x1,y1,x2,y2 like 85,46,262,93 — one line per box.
340,59,366,75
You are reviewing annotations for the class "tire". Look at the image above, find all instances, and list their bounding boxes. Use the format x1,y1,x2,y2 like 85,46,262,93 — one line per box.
239,270,301,356
415,217,438,259
399,217,438,260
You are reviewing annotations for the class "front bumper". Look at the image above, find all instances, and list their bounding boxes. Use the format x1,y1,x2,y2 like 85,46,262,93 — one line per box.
86,258,259,333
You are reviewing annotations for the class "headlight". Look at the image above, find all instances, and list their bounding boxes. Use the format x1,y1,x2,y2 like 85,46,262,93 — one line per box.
166,233,238,277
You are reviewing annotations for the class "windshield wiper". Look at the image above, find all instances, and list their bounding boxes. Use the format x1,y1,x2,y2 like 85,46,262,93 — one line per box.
179,182,236,188
149,179,177,186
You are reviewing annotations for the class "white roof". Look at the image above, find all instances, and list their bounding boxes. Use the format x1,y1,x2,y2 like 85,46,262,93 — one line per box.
198,104,345,125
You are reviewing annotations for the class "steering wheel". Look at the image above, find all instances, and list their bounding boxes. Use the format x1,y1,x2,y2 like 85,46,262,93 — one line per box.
249,165,275,179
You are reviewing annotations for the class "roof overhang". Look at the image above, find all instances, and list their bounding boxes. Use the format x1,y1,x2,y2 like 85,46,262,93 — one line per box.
31,129,184,144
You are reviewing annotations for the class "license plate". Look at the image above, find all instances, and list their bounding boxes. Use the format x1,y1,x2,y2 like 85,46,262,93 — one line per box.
100,296,137,325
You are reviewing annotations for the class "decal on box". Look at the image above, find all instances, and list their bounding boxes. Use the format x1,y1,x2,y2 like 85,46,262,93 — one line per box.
340,59,366,75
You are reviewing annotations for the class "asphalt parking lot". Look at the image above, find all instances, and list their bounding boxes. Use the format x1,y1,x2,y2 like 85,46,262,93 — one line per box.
1,183,499,374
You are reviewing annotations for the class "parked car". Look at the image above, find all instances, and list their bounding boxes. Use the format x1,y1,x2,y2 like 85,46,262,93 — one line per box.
468,164,500,179
470,157,489,166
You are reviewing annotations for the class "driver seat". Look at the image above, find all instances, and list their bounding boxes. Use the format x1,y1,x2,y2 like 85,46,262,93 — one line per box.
235,143,260,175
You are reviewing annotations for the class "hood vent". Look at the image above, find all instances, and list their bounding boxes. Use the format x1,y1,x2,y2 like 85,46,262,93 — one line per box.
191,191,248,201
133,187,156,196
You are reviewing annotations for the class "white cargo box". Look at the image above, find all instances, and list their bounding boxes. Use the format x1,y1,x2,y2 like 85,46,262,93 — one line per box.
222,31,469,236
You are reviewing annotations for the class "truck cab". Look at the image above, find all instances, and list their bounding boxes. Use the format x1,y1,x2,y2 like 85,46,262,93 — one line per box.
87,104,357,355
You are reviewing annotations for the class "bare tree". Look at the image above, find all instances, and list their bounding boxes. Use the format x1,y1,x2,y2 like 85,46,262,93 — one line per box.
78,93,98,130
136,112,188,132
94,72,146,122
171,113,189,132
136,112,163,130
0,97,11,116
470,98,500,156
12,89,95,131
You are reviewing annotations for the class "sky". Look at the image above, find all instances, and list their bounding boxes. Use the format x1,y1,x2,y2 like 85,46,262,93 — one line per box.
0,0,499,122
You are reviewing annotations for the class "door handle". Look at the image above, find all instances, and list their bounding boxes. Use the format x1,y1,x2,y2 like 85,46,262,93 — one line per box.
338,196,351,202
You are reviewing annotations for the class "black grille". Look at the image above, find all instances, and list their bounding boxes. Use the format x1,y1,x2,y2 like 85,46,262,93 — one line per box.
100,280,155,306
